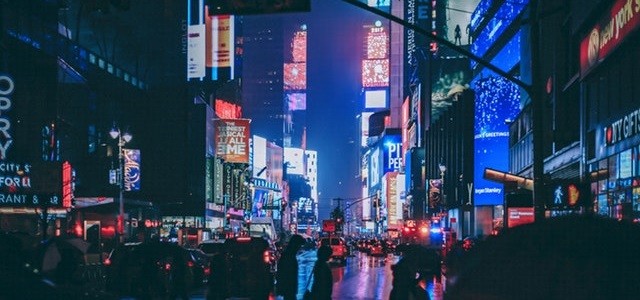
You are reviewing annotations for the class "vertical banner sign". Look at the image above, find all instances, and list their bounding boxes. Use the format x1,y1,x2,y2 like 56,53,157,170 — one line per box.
0,74,15,160
387,172,398,227
214,158,224,204
62,161,73,208
205,157,213,202
211,15,234,68
187,25,206,79
215,119,250,163
123,149,141,191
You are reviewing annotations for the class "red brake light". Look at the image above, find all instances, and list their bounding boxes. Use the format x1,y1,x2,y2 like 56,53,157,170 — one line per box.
187,260,194,268
263,250,270,264
103,258,111,266
165,263,171,271
204,267,211,276
237,237,251,242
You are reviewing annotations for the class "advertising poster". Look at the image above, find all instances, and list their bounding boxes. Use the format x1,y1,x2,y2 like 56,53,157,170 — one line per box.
187,24,206,79
428,179,443,210
210,15,234,68
215,119,250,163
284,147,305,176
382,134,402,174
507,207,535,228
473,76,520,206
385,172,399,227
123,149,141,191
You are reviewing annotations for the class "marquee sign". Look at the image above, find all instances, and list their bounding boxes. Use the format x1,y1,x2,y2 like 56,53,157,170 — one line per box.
580,0,640,78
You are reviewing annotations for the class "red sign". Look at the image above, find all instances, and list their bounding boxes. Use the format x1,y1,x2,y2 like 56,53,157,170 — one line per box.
580,0,640,78
507,207,535,228
322,220,336,233
62,161,73,208
215,118,250,163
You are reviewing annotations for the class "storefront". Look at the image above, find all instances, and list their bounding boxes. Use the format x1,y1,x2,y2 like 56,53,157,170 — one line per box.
582,0,640,221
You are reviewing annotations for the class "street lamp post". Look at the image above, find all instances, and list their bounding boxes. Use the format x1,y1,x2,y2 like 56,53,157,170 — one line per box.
439,162,447,212
110,126,132,243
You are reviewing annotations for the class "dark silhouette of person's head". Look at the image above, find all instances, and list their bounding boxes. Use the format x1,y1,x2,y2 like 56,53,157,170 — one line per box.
445,215,640,299
286,234,305,253
317,245,332,263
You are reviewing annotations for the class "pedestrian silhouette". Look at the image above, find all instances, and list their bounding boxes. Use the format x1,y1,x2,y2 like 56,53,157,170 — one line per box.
276,234,305,300
466,23,472,44
445,215,640,299
310,245,333,300
454,24,462,45
390,244,435,300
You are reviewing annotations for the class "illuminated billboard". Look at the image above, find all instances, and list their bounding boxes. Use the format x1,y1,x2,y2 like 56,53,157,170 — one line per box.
215,119,250,163
291,30,307,63
367,26,388,59
361,112,374,147
473,76,520,206
382,134,402,174
362,59,389,87
284,63,307,90
287,93,306,111
187,1,235,81
284,147,305,176
215,99,242,119
123,149,141,192
369,148,381,188
252,135,267,179
365,90,387,109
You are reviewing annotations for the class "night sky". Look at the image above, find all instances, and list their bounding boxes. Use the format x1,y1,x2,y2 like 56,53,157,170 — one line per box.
304,1,380,220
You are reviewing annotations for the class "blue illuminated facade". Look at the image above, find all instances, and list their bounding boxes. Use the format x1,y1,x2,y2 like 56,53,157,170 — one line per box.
473,76,521,206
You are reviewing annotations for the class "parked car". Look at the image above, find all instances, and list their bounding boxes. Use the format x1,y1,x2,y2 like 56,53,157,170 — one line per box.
319,236,348,265
104,241,196,299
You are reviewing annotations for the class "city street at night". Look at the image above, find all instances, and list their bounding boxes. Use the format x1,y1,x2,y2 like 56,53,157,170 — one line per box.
3,0,640,299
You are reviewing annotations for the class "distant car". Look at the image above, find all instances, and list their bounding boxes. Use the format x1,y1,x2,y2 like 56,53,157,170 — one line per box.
319,236,348,265
368,242,385,257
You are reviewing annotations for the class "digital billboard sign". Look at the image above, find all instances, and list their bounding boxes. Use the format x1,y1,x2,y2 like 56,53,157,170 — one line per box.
215,119,250,163
284,147,305,176
284,63,307,90
362,59,389,88
365,90,387,109
382,134,402,174
473,76,520,206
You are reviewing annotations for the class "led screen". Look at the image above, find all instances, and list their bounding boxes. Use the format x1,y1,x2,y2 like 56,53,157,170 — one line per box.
473,76,521,206
471,0,528,67
444,0,479,46
362,59,389,87
287,93,307,111
367,27,388,59
284,147,305,176
252,135,267,179
369,148,381,188
382,134,402,174
365,90,387,109
291,30,307,63
284,63,307,90
361,112,374,147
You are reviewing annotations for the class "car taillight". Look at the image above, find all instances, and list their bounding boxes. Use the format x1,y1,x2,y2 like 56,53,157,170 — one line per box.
103,258,111,266
204,267,211,276
187,260,194,268
165,263,171,271
263,250,270,264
